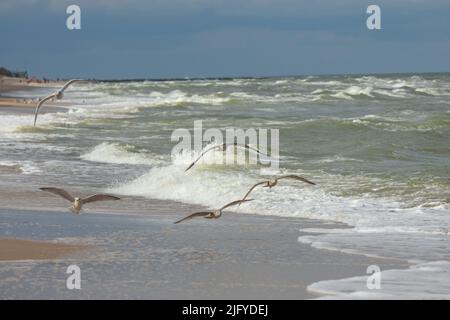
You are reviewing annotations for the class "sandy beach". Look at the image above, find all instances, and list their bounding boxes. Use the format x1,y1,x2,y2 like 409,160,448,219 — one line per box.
0,76,66,112
0,191,406,299
0,176,407,299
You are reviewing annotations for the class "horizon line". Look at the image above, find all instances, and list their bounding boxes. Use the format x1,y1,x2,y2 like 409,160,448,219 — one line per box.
78,70,450,82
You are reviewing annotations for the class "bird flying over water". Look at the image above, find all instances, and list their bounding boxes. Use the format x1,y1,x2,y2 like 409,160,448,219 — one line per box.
241,175,315,202
33,79,85,126
174,199,253,224
39,187,120,214
185,142,268,172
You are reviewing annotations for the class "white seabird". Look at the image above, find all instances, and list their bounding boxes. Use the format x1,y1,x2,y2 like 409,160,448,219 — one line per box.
33,79,85,126
39,187,120,214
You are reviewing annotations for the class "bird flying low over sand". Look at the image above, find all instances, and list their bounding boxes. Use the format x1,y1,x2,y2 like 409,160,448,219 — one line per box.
174,199,253,224
33,79,85,126
241,175,316,202
39,187,120,214
185,142,269,172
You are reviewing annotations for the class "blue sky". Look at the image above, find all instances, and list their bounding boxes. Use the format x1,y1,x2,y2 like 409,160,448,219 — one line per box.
1,0,449,79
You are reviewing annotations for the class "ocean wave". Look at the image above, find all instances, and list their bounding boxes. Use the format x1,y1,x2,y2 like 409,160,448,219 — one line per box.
81,142,163,166
65,90,234,114
0,114,47,133
308,261,450,299
292,114,450,132
108,157,449,234
147,90,231,106
414,87,442,96
61,76,450,112
350,114,450,132
313,155,364,164
332,86,374,99
0,160,41,174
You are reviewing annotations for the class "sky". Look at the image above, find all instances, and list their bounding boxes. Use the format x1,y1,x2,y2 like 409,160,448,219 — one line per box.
1,0,449,79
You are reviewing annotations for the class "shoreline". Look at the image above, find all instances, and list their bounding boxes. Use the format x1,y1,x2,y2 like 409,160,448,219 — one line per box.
0,188,409,299
0,79,67,113
0,77,62,94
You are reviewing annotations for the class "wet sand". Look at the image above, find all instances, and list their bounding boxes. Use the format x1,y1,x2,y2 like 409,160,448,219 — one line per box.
0,188,408,299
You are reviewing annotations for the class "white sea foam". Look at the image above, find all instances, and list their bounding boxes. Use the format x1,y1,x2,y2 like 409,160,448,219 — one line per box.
0,114,54,133
414,87,441,96
314,155,364,163
331,86,374,99
110,159,449,236
308,261,450,299
81,142,163,166
0,160,41,174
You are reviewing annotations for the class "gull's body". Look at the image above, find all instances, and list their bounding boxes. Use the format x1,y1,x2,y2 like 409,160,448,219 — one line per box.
174,199,253,224
185,142,268,172
39,187,120,214
241,175,316,201
33,79,84,126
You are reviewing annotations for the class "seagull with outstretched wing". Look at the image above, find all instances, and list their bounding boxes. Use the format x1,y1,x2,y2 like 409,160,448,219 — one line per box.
39,187,120,214
185,142,268,172
33,79,85,126
174,199,253,224
241,174,316,202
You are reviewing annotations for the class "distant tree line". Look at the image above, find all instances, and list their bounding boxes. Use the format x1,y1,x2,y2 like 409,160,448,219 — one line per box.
0,66,28,78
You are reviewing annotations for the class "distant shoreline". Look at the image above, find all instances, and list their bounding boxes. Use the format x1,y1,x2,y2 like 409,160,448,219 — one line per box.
2,71,449,85
0,78,67,113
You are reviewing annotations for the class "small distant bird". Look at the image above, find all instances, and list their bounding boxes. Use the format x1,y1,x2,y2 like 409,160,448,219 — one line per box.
241,175,315,202
174,199,253,224
33,79,85,126
39,187,120,214
185,142,268,172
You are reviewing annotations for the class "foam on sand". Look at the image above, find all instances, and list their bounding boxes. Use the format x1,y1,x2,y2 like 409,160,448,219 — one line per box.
308,261,450,299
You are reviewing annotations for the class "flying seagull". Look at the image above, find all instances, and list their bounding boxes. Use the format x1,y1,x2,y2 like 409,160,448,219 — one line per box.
174,199,253,224
33,79,85,126
185,142,268,172
39,187,120,214
241,175,316,202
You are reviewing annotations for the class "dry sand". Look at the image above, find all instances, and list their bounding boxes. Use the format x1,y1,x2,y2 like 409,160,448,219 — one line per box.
0,76,61,94
0,79,68,113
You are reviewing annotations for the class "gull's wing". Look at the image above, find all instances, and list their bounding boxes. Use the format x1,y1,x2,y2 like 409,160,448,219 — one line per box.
241,181,268,201
185,144,223,172
39,187,75,202
174,211,212,224
81,194,120,204
34,93,56,126
228,142,269,157
220,198,253,211
60,79,84,92
276,174,316,185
